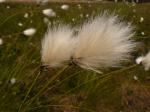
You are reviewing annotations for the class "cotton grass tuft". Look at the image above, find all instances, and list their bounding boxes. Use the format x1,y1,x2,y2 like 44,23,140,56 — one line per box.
61,4,69,10
140,17,144,22
24,13,29,18
23,28,36,36
41,25,76,68
41,14,136,73
0,38,3,45
141,51,150,71
135,56,143,64
72,14,136,72
0,0,5,3
18,22,23,27
10,78,16,85
42,9,56,17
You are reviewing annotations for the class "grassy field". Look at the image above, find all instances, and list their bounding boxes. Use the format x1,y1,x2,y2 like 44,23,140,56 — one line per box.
0,2,150,112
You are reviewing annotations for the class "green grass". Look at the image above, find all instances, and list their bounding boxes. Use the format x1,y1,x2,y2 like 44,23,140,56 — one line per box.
0,2,150,112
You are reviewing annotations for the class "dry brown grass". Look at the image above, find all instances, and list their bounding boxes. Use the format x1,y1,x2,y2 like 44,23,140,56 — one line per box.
53,93,87,112
121,82,150,112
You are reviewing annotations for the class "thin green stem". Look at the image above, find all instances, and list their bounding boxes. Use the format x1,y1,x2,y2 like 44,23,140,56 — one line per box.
18,69,41,112
50,64,138,102
23,65,69,111
0,8,41,27
76,64,138,92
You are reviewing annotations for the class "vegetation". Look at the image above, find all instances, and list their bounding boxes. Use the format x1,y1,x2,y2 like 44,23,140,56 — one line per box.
0,2,150,112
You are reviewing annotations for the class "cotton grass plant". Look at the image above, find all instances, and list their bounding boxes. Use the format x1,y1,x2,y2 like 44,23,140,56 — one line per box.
1,3,150,112
41,14,136,73
18,13,138,111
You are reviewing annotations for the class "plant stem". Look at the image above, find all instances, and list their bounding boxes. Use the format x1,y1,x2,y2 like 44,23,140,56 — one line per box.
23,65,69,111
18,69,41,112
50,64,138,101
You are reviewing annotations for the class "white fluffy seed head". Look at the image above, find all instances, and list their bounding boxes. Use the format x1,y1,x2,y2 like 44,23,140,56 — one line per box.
61,4,69,10
42,9,56,17
24,13,29,18
141,32,145,35
10,78,16,84
133,75,138,80
37,0,49,5
135,56,143,64
41,25,76,67
73,14,136,71
23,28,36,36
18,22,23,27
142,51,150,71
140,17,144,22
0,38,3,45
0,0,5,3
6,5,10,9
